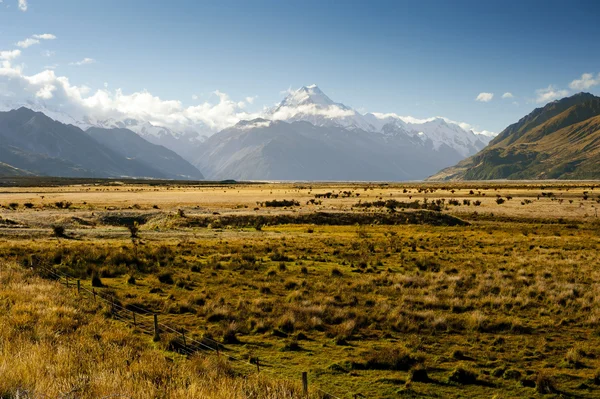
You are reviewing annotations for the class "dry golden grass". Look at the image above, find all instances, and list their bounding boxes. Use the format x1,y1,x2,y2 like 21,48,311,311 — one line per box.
0,262,306,399
3,180,600,398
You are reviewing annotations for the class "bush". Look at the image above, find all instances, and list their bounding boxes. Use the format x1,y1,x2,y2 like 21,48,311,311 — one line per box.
127,222,140,239
158,272,174,284
448,367,478,385
91,272,103,287
52,225,67,238
55,201,72,209
263,199,300,207
409,367,430,382
535,373,556,394
23,202,34,209
127,275,136,285
357,348,418,371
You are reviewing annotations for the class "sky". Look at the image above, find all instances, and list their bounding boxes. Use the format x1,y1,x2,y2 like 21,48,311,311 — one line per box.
1,0,600,134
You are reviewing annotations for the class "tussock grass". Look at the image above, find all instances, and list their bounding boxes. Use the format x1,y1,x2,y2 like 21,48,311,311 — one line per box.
0,262,307,399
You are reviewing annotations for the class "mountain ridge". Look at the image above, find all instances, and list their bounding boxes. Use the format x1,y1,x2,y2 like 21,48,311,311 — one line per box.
428,92,600,181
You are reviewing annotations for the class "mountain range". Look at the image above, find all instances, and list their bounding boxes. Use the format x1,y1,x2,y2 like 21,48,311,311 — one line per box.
0,107,204,179
428,92,600,180
0,85,494,181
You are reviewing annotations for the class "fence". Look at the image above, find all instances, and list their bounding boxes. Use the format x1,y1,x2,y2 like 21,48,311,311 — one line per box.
28,259,364,399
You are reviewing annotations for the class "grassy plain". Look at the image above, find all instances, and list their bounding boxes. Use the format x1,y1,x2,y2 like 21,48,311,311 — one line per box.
2,180,600,398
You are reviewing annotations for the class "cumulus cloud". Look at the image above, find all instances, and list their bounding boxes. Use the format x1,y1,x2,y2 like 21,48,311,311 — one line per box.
191,94,198,100
535,85,569,104
475,92,494,102
70,58,95,66
18,0,27,11
0,49,21,60
0,48,260,133
569,73,600,90
502,92,514,99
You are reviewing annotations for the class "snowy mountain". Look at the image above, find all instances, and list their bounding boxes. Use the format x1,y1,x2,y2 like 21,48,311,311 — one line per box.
267,85,493,156
0,85,496,180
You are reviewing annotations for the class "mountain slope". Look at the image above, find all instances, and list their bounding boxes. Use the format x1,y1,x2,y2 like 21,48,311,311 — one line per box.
86,127,204,179
0,108,199,179
195,119,468,181
428,93,600,180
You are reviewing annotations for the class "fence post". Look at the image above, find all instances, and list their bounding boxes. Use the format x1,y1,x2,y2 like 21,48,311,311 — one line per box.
256,357,260,373
92,288,96,301
153,314,160,341
132,311,137,327
77,279,81,294
302,372,308,398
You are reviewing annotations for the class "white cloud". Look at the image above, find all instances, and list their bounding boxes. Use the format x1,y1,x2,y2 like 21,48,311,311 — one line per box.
371,113,495,136
43,64,58,70
569,72,600,90
501,92,514,99
475,92,494,102
33,34,56,40
42,50,55,57
18,0,27,11
70,58,95,66
245,96,256,104
0,49,260,134
191,94,198,100
16,33,56,48
16,38,39,48
0,49,21,60
271,103,355,121
535,85,569,104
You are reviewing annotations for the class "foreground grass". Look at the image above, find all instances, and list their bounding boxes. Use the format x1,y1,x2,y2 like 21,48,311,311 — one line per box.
3,181,600,398
0,262,306,399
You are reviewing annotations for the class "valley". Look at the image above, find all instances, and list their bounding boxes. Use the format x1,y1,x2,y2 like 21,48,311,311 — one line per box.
2,180,600,398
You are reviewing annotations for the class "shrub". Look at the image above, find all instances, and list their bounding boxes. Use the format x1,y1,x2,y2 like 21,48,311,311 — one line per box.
52,225,67,238
357,348,418,371
264,199,300,207
535,373,556,394
409,366,430,383
127,222,140,239
496,198,505,205
55,201,72,209
8,202,18,209
91,272,103,287
23,202,34,209
448,367,478,385
158,272,174,284
127,275,136,285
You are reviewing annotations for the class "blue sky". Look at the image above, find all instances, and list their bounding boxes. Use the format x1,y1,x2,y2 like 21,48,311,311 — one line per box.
1,0,599,133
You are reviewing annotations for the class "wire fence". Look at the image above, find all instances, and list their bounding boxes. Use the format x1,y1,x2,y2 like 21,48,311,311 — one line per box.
28,259,358,399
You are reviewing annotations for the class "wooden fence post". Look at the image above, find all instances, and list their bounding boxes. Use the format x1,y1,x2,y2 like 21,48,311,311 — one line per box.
77,279,81,294
256,357,260,373
153,314,160,341
92,288,96,301
132,311,137,327
302,372,308,398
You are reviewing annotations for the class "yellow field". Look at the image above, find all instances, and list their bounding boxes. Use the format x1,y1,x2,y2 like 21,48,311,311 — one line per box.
2,180,600,398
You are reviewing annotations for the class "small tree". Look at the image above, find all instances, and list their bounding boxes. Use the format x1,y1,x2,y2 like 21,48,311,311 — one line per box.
127,222,139,239
52,225,67,238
